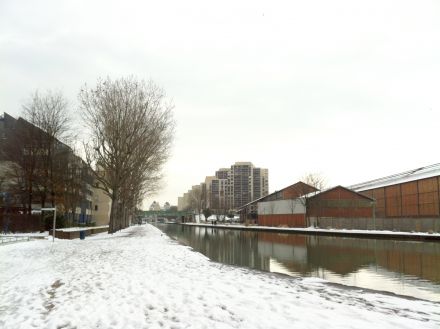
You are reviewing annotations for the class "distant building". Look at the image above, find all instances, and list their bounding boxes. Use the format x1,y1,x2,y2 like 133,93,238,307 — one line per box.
178,193,190,211
163,202,171,211
177,161,269,213
230,162,269,209
149,201,161,211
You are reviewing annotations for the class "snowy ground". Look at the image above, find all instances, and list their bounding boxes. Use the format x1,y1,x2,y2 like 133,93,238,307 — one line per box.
0,225,439,329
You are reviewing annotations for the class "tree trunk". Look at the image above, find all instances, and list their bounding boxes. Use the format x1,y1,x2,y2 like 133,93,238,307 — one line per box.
109,189,119,233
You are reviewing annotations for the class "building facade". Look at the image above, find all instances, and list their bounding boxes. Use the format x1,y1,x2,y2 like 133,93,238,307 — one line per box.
239,181,318,226
177,162,269,214
240,182,374,229
92,183,112,226
0,112,96,228
350,163,440,232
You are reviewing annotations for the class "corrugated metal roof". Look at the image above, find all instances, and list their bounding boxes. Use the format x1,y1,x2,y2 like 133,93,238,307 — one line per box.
349,163,440,192
308,185,374,201
238,181,317,210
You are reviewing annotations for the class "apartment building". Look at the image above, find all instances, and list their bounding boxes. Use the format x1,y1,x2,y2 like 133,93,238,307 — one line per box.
0,112,95,225
177,162,269,213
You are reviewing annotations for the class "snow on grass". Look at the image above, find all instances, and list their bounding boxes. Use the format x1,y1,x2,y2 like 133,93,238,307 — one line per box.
0,224,439,329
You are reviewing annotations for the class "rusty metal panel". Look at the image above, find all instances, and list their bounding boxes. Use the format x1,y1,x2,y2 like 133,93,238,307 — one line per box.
307,186,374,218
371,188,386,217
359,176,440,218
401,181,418,216
385,185,402,217
258,214,306,227
418,178,439,216
418,177,438,192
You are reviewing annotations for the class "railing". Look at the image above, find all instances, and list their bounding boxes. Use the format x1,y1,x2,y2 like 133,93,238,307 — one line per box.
0,236,32,245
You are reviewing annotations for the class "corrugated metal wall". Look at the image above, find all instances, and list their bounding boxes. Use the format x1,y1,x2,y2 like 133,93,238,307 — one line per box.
258,214,306,227
308,187,373,218
361,176,440,218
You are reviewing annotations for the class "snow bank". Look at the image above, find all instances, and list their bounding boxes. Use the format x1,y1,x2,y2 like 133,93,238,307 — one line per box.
0,225,438,329
184,223,440,238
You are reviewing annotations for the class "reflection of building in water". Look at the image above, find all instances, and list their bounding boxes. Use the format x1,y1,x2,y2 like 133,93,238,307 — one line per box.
160,224,440,287
257,232,440,284
180,225,271,272
374,240,440,283
257,233,309,274
306,239,375,275
258,241,307,265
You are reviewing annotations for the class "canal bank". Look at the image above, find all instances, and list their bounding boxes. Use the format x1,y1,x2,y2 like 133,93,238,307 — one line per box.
182,222,440,241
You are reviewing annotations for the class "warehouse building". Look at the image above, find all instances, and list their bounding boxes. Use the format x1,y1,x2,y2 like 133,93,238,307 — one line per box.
350,163,440,232
240,183,375,229
307,186,374,229
239,181,317,226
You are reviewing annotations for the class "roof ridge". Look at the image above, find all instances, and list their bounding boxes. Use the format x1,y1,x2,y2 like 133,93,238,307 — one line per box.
350,163,440,191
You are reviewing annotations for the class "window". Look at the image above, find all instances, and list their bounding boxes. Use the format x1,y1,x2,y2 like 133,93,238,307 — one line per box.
95,205,98,211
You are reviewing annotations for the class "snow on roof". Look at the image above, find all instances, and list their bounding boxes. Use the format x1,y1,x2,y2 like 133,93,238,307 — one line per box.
349,163,440,192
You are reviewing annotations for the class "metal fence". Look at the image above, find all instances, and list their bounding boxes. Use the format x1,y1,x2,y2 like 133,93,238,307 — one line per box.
0,236,32,245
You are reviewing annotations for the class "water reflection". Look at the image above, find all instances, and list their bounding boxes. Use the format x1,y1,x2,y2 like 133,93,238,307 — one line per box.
156,224,440,302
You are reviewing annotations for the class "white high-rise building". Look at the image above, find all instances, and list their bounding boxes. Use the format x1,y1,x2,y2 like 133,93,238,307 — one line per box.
178,162,268,212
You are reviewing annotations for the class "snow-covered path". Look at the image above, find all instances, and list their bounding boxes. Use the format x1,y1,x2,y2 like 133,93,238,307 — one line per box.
1,225,439,329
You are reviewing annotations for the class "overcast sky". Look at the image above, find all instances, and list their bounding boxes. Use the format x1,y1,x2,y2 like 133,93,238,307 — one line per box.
1,0,439,209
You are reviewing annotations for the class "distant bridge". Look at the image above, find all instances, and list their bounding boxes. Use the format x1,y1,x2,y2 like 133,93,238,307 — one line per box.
138,210,191,218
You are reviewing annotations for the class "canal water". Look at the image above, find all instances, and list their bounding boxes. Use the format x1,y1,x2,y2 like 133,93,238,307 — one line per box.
155,224,440,302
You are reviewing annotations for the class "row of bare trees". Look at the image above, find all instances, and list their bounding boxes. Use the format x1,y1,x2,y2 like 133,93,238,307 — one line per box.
80,77,174,233
1,77,174,233
185,185,233,223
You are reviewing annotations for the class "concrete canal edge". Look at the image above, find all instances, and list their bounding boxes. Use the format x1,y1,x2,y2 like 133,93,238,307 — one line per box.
181,223,440,242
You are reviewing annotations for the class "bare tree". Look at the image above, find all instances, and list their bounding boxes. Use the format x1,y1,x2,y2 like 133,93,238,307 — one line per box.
80,77,175,233
22,91,71,145
188,185,204,222
301,173,327,192
22,90,72,208
299,173,327,227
